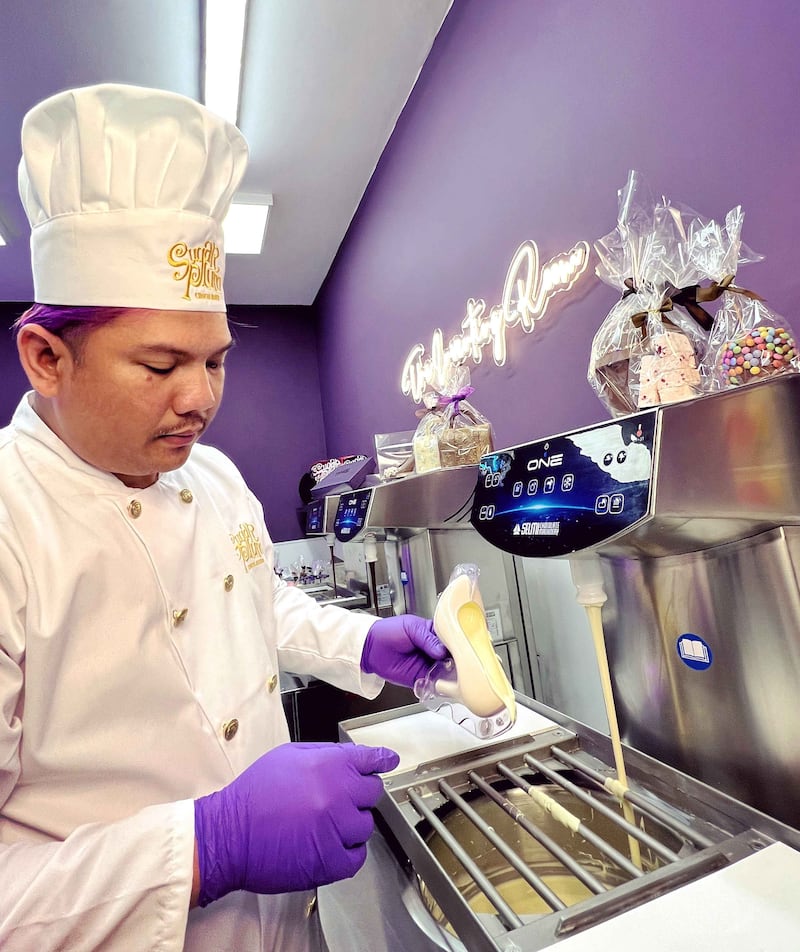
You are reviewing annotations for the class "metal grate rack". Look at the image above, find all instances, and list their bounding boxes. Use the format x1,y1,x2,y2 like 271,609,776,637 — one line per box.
354,704,800,952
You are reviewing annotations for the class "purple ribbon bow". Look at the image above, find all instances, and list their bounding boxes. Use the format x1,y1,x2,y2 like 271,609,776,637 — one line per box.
436,385,475,416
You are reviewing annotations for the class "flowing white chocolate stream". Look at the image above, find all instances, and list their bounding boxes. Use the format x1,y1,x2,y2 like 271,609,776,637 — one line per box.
585,604,642,869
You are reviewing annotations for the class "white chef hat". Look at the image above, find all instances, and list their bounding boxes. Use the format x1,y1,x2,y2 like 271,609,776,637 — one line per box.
17,83,249,311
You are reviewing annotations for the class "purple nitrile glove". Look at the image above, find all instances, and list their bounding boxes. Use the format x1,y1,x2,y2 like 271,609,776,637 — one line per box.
194,741,399,906
361,614,448,688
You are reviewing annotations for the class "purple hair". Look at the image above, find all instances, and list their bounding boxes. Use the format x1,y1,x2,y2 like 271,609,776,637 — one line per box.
12,303,127,339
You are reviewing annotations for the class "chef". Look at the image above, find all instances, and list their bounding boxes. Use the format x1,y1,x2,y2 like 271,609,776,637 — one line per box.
0,83,447,950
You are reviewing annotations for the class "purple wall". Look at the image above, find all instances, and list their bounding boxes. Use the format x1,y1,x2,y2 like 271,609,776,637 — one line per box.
209,306,327,541
0,304,325,542
316,0,800,456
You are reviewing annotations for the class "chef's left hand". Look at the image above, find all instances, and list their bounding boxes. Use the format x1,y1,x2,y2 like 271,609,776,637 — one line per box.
361,615,448,688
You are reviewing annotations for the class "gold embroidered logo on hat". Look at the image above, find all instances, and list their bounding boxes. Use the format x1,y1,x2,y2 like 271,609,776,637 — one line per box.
168,240,223,302
18,83,248,311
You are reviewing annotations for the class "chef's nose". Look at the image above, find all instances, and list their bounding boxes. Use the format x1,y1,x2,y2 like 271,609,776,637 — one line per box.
174,366,218,414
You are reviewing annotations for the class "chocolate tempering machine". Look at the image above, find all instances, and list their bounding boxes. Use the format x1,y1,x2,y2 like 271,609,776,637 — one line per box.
333,374,800,951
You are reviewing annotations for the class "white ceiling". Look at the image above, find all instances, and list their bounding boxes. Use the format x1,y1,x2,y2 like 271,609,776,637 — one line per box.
0,0,452,306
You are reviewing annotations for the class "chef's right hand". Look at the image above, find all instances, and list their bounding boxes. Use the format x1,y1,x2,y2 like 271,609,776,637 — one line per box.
193,741,399,906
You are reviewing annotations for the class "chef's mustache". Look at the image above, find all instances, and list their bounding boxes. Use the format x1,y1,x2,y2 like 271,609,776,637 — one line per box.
156,415,207,437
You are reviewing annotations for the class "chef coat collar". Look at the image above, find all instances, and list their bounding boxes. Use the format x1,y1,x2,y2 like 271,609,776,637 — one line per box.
11,392,181,494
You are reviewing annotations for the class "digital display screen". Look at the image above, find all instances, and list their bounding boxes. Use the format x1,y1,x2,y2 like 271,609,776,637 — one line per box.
333,489,373,542
305,499,324,535
470,412,657,557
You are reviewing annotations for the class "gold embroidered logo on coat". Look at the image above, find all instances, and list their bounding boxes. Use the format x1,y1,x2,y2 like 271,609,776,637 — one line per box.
167,240,223,301
231,523,265,572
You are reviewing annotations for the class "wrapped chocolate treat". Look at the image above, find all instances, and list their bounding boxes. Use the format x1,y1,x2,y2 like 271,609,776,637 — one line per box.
685,208,799,390
412,401,447,473
589,171,709,415
412,366,494,473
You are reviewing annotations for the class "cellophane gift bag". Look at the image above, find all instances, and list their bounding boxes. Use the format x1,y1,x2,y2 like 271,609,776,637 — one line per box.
589,171,709,415
685,207,800,390
412,366,494,473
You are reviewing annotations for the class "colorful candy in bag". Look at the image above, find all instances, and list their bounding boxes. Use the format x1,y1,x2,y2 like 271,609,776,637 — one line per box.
718,314,798,387
684,208,800,390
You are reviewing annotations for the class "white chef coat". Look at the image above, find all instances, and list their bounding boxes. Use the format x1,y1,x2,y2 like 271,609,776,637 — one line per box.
0,393,383,951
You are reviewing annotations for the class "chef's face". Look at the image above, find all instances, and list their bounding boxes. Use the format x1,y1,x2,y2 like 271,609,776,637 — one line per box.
32,309,233,488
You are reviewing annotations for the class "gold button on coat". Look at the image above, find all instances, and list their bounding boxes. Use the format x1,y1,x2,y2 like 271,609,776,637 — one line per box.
179,489,194,503
267,674,278,693
172,608,189,626
128,500,142,518
222,718,239,741
224,574,234,592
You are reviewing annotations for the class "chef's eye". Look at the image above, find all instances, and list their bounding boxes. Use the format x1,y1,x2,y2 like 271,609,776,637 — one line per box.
144,364,175,375
206,358,224,371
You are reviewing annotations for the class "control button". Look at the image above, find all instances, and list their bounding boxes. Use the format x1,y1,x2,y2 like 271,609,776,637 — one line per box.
267,674,278,693
128,500,142,519
512,481,523,497
595,495,610,514
224,574,234,592
179,489,194,504
544,476,556,493
172,608,189,626
222,718,239,741
527,479,539,495
561,474,574,491
610,493,625,514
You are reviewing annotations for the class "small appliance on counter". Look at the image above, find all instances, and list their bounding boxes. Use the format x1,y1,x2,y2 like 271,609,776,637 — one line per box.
299,493,368,610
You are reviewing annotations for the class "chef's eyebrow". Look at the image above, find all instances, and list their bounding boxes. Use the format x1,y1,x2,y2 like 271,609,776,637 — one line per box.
134,340,236,358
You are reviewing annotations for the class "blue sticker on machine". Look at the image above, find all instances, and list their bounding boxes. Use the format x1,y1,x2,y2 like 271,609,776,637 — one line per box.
676,633,713,670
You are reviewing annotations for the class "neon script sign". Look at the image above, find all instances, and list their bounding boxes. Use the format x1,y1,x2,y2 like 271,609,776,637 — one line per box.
401,239,590,402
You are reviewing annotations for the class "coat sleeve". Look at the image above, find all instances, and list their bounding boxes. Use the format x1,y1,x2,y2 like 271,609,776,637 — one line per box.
238,482,385,697
0,799,195,951
0,535,194,951
272,577,384,699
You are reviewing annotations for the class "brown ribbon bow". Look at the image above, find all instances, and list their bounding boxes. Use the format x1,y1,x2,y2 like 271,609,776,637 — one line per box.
627,274,764,336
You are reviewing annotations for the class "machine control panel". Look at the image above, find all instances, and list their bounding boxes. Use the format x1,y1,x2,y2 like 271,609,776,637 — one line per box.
333,488,374,541
305,498,325,535
471,412,657,557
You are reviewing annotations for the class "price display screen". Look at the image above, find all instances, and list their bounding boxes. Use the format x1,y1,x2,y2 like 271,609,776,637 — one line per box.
471,412,657,557
333,489,373,542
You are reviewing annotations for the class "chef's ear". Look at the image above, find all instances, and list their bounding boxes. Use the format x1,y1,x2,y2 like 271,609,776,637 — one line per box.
16,323,73,397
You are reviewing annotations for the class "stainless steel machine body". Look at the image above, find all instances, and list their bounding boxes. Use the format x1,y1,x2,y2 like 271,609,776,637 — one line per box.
332,374,800,950
471,373,800,828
